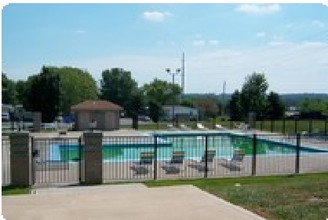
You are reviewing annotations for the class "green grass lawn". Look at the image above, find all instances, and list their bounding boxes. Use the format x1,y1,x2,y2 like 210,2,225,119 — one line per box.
2,186,30,196
145,173,328,220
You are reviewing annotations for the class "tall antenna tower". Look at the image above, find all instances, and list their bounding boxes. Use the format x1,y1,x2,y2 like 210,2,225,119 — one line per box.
181,52,185,93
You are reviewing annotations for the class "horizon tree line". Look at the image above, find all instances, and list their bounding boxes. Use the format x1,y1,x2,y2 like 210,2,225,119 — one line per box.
2,66,327,123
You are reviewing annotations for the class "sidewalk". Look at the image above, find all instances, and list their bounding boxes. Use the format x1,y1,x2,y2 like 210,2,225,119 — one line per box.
3,184,265,220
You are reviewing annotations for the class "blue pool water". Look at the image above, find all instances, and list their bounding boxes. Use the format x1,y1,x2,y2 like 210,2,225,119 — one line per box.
51,134,328,162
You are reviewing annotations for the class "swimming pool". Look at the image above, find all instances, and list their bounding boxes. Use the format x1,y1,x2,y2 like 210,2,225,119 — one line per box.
49,133,328,162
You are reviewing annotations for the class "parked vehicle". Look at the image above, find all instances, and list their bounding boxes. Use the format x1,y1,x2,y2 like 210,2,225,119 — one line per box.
2,113,10,122
138,115,151,121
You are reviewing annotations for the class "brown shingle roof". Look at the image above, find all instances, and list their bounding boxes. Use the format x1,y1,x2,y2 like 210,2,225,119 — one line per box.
71,100,123,111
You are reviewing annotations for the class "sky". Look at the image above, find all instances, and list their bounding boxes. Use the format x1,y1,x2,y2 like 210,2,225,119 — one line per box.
2,3,328,94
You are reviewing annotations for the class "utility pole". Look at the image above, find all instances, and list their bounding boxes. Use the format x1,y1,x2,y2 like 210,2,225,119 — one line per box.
166,68,181,124
181,52,185,94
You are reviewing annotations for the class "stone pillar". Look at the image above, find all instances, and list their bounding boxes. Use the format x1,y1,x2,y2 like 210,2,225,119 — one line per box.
83,132,103,184
9,132,31,187
33,112,42,132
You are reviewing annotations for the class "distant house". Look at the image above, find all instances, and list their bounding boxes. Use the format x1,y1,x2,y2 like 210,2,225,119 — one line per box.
71,100,123,131
285,106,300,118
163,105,199,121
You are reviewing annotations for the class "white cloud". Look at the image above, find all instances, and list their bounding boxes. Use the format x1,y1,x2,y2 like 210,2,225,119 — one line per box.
192,39,220,46
312,20,325,28
186,42,327,93
267,41,292,47
236,4,281,15
192,40,206,46
256,32,266,38
7,41,328,94
209,40,220,45
170,41,176,46
298,41,328,49
74,29,86,34
142,11,172,22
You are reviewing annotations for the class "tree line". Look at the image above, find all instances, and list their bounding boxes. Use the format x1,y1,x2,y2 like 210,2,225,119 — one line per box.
2,66,181,125
2,67,328,124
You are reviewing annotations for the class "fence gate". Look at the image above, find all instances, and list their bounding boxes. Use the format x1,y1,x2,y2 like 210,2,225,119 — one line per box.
31,136,83,186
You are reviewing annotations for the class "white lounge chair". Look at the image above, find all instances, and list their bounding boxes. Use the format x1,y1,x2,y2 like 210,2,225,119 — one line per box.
197,123,208,130
180,124,191,130
215,124,225,130
234,123,250,131
167,123,178,130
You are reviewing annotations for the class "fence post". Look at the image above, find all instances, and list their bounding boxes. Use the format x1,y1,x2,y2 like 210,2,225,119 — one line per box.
83,132,103,184
270,119,274,133
9,132,31,187
154,135,158,180
31,136,35,185
31,136,36,185
325,119,328,139
260,120,263,131
78,137,83,183
295,133,300,174
252,134,257,176
204,135,208,178
294,118,298,134
309,119,313,135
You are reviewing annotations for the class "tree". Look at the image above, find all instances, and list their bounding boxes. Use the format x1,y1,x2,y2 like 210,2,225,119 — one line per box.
240,73,269,119
265,92,285,119
179,98,194,108
57,67,98,115
2,73,16,104
15,80,27,105
143,78,182,105
148,100,162,123
25,71,60,122
194,97,220,119
24,66,98,122
100,68,138,115
299,98,328,119
127,89,146,129
143,78,182,121
229,90,243,121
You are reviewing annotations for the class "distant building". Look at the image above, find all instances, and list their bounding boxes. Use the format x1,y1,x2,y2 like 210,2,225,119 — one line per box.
71,100,123,131
285,106,300,118
2,104,13,122
2,104,13,114
163,105,199,121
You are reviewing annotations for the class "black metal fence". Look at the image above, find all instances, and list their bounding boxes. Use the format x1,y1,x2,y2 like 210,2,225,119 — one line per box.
254,119,328,135
3,132,328,186
102,136,156,181
154,134,252,179
31,136,82,186
101,132,328,182
2,136,11,186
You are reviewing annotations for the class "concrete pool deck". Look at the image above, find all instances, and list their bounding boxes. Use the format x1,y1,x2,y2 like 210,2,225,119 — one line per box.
3,184,265,220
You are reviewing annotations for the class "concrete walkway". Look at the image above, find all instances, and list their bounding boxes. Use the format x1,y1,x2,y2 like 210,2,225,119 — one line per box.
3,184,265,220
